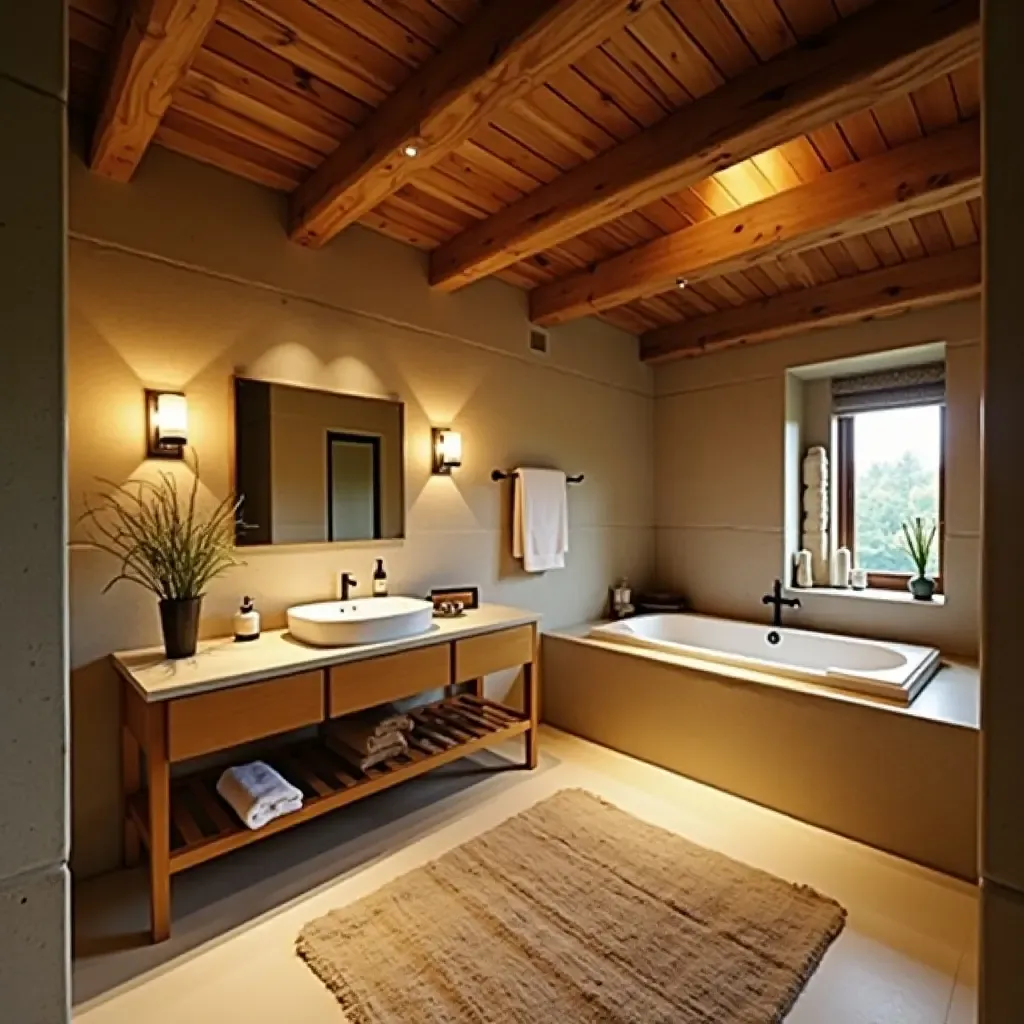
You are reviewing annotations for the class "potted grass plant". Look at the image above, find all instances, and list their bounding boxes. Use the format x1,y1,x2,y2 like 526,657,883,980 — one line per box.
81,455,244,658
901,516,938,601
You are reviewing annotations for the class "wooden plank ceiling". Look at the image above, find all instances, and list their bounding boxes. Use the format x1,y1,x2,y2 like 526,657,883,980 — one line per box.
69,0,983,359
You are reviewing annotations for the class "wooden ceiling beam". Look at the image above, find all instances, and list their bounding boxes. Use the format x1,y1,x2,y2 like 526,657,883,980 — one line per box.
287,0,659,249
429,0,980,292
90,0,222,182
529,120,981,325
640,247,982,362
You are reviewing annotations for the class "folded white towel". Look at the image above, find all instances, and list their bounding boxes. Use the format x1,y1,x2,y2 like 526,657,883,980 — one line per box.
512,468,568,572
216,761,303,831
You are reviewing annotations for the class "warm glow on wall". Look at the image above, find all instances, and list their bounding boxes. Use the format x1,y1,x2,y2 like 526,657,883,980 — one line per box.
146,390,188,459
432,428,462,474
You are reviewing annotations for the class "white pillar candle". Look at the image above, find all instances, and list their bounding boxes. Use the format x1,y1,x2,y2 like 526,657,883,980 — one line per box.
831,547,852,588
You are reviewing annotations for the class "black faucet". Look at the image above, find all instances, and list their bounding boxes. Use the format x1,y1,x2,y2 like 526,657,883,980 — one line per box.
762,578,800,628
339,572,358,601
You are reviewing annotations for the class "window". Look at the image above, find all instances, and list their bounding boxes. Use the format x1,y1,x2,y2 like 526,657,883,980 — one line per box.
836,403,945,590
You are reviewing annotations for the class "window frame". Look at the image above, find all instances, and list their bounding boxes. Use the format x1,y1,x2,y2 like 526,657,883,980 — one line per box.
835,404,946,593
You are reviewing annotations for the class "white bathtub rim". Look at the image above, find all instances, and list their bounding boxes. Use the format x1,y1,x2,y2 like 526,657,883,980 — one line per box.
586,613,941,707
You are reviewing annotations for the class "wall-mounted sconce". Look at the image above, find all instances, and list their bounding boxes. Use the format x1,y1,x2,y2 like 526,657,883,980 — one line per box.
146,390,188,459
432,428,462,475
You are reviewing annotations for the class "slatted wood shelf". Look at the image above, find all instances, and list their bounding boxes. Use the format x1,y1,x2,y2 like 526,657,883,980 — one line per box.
127,695,528,874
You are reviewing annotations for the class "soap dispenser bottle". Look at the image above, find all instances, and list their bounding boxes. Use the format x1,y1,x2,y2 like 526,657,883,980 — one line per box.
372,558,389,597
233,596,260,642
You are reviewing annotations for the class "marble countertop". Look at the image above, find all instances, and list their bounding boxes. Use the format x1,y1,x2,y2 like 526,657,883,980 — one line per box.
113,603,540,703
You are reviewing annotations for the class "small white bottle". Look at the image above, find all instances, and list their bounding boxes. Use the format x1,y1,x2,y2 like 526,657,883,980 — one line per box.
233,596,261,642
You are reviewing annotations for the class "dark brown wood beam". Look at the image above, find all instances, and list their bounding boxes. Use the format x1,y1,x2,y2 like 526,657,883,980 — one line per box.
287,0,658,249
530,120,981,324
430,0,980,292
640,247,982,362
91,0,222,182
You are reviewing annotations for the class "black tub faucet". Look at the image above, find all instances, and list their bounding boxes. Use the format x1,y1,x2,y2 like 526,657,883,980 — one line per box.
762,579,800,628
339,572,358,601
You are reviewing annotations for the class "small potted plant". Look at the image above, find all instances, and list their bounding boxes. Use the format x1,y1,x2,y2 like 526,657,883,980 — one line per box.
901,516,938,601
81,456,244,658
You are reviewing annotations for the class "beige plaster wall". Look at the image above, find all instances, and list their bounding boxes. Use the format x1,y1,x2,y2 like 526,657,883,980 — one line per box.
653,301,982,656
0,3,70,1020
67,147,654,879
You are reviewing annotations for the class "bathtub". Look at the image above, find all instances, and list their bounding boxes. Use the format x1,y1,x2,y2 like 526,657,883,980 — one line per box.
590,613,941,705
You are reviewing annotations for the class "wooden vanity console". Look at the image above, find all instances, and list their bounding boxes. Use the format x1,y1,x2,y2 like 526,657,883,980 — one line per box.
113,605,540,941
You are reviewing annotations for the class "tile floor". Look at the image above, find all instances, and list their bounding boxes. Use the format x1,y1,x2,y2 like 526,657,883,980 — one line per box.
73,726,978,1024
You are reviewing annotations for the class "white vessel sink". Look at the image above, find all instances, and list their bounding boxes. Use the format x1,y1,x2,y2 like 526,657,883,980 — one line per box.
287,596,435,647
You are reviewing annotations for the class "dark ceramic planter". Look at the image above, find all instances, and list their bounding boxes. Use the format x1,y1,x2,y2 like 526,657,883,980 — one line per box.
908,575,936,601
159,597,202,659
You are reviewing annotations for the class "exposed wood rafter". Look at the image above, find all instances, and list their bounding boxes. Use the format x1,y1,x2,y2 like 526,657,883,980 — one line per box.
288,0,659,249
640,247,982,362
530,120,982,325
429,0,981,292
91,0,222,182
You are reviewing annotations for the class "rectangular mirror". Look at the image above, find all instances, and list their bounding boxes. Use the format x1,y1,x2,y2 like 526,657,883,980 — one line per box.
234,377,404,546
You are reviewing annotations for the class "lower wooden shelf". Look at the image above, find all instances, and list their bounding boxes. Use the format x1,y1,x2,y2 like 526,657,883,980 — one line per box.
127,694,529,874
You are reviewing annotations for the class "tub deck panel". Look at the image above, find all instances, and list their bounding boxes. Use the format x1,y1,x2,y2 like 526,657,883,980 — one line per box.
542,632,979,882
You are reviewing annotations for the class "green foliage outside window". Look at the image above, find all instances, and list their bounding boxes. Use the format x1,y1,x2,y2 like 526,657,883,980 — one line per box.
854,450,940,574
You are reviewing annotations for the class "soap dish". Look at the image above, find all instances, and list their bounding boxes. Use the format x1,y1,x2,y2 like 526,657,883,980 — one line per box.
432,600,466,619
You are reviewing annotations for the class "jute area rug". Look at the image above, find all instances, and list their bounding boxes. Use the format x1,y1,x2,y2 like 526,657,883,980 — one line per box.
297,789,846,1023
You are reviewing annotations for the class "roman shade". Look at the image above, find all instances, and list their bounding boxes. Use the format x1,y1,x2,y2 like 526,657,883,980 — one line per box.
831,362,945,415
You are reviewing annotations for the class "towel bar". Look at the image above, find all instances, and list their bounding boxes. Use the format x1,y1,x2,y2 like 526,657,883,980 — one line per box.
491,469,584,484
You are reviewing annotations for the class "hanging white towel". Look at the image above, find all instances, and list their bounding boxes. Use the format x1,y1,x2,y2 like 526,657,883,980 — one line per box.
512,467,569,572
216,761,303,831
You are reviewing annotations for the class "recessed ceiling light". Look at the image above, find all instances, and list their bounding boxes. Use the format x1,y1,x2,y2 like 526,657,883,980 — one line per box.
676,277,688,290
402,143,419,158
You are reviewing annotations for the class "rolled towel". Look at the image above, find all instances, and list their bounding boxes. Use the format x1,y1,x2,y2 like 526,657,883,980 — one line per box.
347,706,413,737
216,761,303,831
803,511,828,533
325,733,407,772
374,709,414,734
802,491,827,514
802,453,827,478
327,716,411,756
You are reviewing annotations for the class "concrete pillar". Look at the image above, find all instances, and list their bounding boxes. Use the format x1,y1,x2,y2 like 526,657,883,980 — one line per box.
0,3,69,1022
981,1,1024,1021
